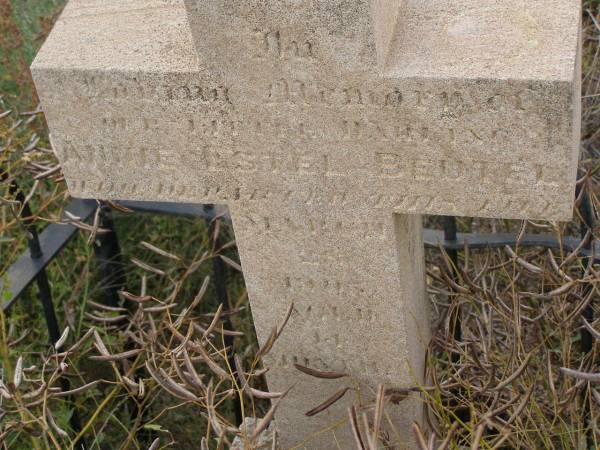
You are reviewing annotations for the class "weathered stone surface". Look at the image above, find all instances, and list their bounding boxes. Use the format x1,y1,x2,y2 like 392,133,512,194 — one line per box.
183,0,582,221
33,0,583,221
31,0,581,448
185,0,581,80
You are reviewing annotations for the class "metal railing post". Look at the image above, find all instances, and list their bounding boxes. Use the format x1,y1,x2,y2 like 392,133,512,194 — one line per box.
6,177,87,448
442,215,470,429
443,216,461,344
93,204,126,307
16,197,63,344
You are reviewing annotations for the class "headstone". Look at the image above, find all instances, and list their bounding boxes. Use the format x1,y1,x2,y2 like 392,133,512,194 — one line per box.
31,0,581,448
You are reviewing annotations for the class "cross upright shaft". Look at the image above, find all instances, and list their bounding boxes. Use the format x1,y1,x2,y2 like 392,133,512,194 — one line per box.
31,0,581,447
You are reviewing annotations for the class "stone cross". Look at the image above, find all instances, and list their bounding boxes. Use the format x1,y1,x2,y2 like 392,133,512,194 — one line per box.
32,0,581,448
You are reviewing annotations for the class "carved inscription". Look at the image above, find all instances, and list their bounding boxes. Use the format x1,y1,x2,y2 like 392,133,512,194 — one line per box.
165,85,231,103
264,82,531,113
269,298,379,371
60,141,158,170
69,176,556,218
63,118,565,196
373,192,554,217
202,147,343,176
283,276,377,304
375,154,567,187
63,135,566,192
80,76,232,104
239,214,387,240
254,30,313,60
266,80,403,107
59,68,568,222
71,74,554,169
68,178,350,206
96,114,540,158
